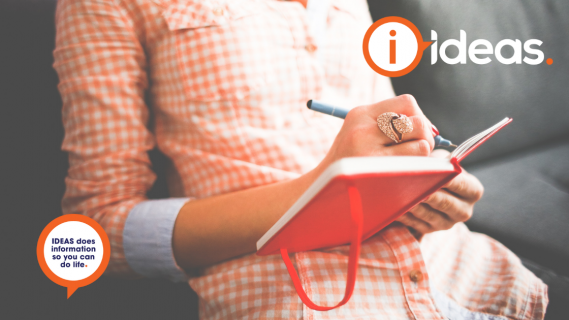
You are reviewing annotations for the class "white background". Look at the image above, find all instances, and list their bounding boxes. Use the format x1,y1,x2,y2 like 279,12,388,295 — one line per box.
43,221,103,281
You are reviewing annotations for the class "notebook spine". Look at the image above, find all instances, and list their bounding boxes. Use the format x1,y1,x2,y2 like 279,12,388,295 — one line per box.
450,157,462,172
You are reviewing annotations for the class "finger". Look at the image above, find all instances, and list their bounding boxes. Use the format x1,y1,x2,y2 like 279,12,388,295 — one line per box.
409,203,454,231
381,139,432,157
363,114,434,148
349,95,433,148
423,189,472,222
397,115,435,150
430,149,450,158
396,212,433,235
443,172,484,201
368,94,425,119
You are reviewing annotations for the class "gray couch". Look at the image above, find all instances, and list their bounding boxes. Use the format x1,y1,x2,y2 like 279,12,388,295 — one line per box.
5,0,567,319
368,1,569,317
369,0,569,275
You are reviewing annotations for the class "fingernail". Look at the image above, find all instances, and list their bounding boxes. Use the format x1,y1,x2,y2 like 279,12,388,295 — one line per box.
431,124,439,136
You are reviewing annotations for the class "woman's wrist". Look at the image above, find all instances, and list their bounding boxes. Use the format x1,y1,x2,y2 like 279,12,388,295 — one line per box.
172,164,326,270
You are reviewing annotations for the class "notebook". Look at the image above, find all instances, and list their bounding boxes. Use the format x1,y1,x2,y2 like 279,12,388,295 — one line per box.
255,117,512,311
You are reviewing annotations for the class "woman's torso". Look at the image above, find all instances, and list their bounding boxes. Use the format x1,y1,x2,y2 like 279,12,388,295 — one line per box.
133,1,545,318
143,0,392,199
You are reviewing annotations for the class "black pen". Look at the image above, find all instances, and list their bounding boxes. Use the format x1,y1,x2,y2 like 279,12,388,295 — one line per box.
307,100,457,148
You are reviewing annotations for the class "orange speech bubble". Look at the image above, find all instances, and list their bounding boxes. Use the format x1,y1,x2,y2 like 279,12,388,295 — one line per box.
37,214,110,298
363,16,432,77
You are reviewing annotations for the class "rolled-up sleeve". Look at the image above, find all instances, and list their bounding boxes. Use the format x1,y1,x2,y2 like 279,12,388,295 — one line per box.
54,0,187,278
124,198,190,282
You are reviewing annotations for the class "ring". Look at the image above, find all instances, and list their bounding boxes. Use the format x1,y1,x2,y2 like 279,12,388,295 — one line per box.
377,112,413,143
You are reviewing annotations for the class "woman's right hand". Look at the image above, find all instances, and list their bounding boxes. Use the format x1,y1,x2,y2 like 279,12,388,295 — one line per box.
316,94,436,173
173,94,436,269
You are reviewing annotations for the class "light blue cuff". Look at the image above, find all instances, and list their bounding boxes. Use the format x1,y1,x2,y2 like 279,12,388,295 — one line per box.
432,289,509,320
123,198,190,282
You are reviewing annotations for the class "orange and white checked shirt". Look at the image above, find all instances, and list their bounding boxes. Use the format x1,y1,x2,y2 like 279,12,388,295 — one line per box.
54,0,548,319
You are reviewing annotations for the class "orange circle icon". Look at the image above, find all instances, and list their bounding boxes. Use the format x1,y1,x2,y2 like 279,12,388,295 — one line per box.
363,17,432,77
37,214,110,298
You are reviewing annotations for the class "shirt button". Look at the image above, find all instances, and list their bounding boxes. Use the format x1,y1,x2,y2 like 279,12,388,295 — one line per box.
305,43,317,53
212,7,224,16
409,270,423,282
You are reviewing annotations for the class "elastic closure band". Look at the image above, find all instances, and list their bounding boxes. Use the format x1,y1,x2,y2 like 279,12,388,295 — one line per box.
280,184,363,311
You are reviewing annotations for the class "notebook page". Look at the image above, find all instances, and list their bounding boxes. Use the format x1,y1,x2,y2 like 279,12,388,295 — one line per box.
450,117,511,159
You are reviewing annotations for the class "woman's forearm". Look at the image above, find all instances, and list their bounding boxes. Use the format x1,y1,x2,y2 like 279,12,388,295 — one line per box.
172,95,436,270
172,166,323,270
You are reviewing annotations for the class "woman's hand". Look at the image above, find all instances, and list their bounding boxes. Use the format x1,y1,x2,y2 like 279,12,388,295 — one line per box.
396,150,484,235
174,94,439,269
316,94,436,173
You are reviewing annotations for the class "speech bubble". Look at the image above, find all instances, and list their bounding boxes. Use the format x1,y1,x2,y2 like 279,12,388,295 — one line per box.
363,16,432,77
37,214,110,298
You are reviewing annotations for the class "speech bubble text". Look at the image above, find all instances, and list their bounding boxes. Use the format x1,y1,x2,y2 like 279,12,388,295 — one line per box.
37,214,110,298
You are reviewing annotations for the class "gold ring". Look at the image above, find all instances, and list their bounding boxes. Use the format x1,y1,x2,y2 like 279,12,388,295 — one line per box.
377,112,413,143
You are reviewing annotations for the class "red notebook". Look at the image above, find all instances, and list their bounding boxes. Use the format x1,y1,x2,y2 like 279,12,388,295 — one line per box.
256,117,512,311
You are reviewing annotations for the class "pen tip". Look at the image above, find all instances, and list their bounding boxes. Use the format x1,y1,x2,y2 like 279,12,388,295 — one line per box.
306,100,312,109
450,144,457,148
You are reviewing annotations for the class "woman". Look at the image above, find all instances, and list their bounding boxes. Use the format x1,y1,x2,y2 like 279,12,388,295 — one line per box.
54,0,547,318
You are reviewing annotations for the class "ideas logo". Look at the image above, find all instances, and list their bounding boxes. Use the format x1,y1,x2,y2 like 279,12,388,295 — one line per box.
363,17,432,77
363,16,552,77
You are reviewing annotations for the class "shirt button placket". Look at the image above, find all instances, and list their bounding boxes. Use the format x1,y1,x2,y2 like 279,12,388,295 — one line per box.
382,227,444,319
305,43,317,53
409,269,423,283
212,6,224,17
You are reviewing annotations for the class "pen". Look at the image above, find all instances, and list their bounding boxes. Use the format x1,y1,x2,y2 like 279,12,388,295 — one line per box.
307,100,457,148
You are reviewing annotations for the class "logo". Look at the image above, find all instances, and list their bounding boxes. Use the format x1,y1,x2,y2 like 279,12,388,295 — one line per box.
363,17,432,77
430,30,552,66
37,214,110,298
363,17,553,77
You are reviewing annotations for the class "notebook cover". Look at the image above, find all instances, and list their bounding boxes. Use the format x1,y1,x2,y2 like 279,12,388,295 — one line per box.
257,119,512,256
257,160,461,256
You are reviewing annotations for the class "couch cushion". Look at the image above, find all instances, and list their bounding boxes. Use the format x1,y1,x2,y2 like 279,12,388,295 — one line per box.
368,0,569,165
465,141,569,276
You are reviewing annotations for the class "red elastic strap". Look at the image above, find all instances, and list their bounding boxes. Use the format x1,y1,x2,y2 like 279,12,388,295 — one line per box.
280,185,363,311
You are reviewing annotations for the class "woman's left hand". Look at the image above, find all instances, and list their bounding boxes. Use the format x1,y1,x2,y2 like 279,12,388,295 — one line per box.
396,150,484,235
